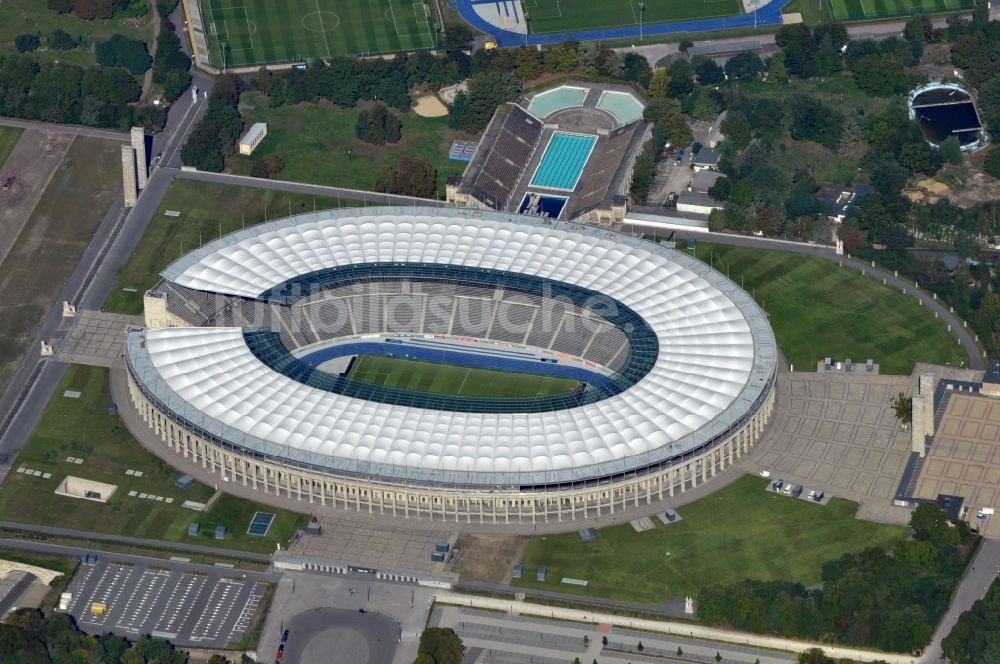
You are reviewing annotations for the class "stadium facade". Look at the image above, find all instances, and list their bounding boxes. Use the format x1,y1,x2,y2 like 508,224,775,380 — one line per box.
125,207,777,525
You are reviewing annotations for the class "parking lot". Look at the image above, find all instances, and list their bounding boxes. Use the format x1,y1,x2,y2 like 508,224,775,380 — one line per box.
67,556,274,648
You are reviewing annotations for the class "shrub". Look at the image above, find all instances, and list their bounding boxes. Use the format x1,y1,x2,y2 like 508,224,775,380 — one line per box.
95,34,152,75
984,147,1000,179
14,34,40,53
48,0,74,13
250,154,285,178
49,29,79,51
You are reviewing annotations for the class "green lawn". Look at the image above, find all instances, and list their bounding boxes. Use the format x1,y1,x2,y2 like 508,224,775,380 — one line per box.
513,475,909,603
828,0,973,20
525,0,743,35
0,0,154,68
201,0,435,67
0,365,307,554
691,242,968,374
102,179,362,315
0,127,22,169
229,94,472,198
347,355,581,397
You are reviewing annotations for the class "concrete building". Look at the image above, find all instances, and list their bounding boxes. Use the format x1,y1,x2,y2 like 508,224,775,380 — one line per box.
238,123,268,155
692,147,721,171
120,145,137,208
676,191,724,215
130,126,147,189
690,170,724,193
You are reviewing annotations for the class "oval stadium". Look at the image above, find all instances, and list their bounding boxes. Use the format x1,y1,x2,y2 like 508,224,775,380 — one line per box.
124,207,777,526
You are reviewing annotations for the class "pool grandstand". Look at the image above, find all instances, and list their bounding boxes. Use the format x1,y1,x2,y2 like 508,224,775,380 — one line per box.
447,82,650,226
129,207,777,528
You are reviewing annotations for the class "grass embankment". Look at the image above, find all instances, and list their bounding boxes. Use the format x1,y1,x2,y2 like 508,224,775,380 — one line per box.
0,137,120,393
348,355,581,397
512,475,908,604
102,179,361,314
0,1,153,68
228,93,472,198
0,365,308,555
0,126,23,168
693,242,968,374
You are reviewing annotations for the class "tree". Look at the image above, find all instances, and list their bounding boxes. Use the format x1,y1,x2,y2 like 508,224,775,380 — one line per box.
677,647,683,656
356,102,402,145
14,34,40,53
648,69,670,99
939,136,963,165
851,53,906,96
95,35,152,75
665,59,694,98
871,157,907,199
708,176,732,201
48,0,74,13
891,392,912,426
416,627,464,664
798,648,835,664
448,71,520,133
48,29,78,50
766,51,790,83
207,656,229,664
784,94,842,150
691,55,725,85
443,23,475,52
720,112,751,151
250,154,284,178
602,635,608,646
724,52,765,81
899,142,942,176
716,652,723,662
637,641,644,652
984,147,1000,179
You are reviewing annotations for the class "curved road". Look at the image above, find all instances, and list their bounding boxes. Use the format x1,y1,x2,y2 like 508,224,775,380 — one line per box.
282,607,399,664
623,224,985,371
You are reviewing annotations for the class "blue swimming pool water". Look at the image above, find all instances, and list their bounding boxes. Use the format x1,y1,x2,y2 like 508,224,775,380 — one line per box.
529,132,597,191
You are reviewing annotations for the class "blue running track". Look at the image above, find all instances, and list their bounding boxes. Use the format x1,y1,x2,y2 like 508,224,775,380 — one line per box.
459,0,790,47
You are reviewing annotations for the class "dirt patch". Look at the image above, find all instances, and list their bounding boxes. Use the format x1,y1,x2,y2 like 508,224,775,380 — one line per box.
0,130,74,269
0,137,122,392
453,534,530,584
411,94,449,118
917,177,952,195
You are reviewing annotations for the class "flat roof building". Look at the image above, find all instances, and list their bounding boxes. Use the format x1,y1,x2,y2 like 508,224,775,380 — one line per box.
239,123,267,156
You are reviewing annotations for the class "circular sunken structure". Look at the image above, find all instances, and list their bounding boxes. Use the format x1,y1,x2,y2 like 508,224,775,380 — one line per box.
125,207,777,526
909,82,987,150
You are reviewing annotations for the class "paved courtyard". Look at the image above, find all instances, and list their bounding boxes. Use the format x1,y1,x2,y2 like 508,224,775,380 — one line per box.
66,556,274,648
915,392,1000,536
57,310,144,367
745,369,914,523
289,515,454,575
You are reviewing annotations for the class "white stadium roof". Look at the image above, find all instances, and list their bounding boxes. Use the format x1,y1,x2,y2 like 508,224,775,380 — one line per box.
129,207,776,487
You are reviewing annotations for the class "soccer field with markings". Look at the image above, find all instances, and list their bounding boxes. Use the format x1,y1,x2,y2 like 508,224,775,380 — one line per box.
348,355,582,398
828,0,972,20
201,0,436,67
523,0,744,35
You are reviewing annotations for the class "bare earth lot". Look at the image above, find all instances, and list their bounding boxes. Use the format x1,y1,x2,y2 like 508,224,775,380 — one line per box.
0,130,73,268
0,136,122,393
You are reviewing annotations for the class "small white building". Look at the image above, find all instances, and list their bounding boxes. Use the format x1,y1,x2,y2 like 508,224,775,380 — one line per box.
239,123,268,155
676,191,724,215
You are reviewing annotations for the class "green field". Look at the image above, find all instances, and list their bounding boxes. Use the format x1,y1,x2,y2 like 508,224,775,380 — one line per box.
0,365,307,554
230,94,472,197
525,0,743,35
102,179,362,315
692,242,969,374
0,0,154,68
348,355,581,397
513,475,909,603
828,0,973,20
201,0,435,67
0,127,22,169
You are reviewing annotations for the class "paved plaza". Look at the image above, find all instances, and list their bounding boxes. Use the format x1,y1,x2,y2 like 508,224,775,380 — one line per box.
745,370,915,522
915,392,1000,536
289,515,454,576
57,310,144,367
66,556,274,648
259,571,437,664
432,605,797,664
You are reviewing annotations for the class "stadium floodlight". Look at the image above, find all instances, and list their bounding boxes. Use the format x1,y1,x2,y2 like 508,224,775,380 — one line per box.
639,2,645,40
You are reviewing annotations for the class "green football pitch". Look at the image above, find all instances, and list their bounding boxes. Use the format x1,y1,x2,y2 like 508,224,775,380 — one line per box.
200,0,436,67
347,355,581,398
524,0,744,35
828,0,973,20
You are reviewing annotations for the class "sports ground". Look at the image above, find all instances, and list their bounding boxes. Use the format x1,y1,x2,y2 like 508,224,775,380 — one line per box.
347,355,581,398
522,0,743,35
200,0,436,67
828,0,973,20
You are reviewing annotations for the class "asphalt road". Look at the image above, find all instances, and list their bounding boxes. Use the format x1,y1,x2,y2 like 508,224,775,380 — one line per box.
281,607,400,664
625,224,985,371
0,520,272,562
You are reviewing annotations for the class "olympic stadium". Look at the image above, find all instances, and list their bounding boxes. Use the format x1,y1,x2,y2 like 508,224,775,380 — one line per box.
124,207,776,526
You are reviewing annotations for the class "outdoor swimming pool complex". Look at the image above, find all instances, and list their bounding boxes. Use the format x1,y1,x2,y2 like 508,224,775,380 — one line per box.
527,86,589,118
597,91,645,124
529,132,597,191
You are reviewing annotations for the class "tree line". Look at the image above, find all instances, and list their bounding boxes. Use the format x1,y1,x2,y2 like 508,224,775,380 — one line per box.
698,504,978,653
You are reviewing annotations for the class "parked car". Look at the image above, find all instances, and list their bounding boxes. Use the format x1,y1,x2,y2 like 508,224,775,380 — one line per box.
813,490,824,502
759,470,771,478
807,489,815,499
782,483,793,495
772,478,783,491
